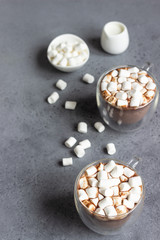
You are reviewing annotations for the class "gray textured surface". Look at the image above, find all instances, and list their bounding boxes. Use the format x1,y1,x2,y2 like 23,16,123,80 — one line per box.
0,0,160,239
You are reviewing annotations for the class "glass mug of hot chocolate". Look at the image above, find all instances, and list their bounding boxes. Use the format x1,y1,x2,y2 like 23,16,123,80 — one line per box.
74,158,144,235
96,63,159,132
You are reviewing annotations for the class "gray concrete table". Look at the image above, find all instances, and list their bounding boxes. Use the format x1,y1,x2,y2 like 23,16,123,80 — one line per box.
0,0,160,239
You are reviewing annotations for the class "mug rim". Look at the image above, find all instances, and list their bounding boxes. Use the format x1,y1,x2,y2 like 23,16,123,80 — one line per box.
103,21,127,37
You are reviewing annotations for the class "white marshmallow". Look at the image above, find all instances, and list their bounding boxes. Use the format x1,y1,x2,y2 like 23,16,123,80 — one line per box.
128,193,141,203
146,81,156,90
107,82,117,92
130,187,142,195
111,186,119,196
128,89,142,99
104,206,117,217
111,70,118,77
97,170,108,180
123,167,135,178
120,191,129,199
116,205,127,214
79,177,88,189
79,139,91,149
63,45,73,53
95,208,105,216
110,165,124,178
82,73,95,84
117,99,128,107
118,77,126,83
130,97,141,107
132,82,143,91
98,193,104,200
56,79,67,90
116,91,127,100
98,197,113,209
65,101,77,110
86,187,98,198
139,70,147,75
106,143,116,155
86,166,97,176
90,198,99,206
72,50,79,57
74,145,85,158
101,82,108,91
94,122,105,133
120,175,128,182
123,199,135,209
88,178,98,187
74,55,84,65
99,188,113,197
59,57,67,67
113,197,122,206
65,137,77,148
138,75,149,84
47,92,59,104
119,69,130,77
119,182,131,191
130,73,138,79
68,57,77,66
122,81,131,91
145,90,155,97
98,178,120,188
97,163,104,171
129,176,142,187
102,75,112,82
62,157,73,166
48,49,58,58
64,52,72,58
128,67,139,73
78,189,88,201
117,83,122,90
77,122,87,133
104,160,116,172
52,53,63,65
127,78,135,83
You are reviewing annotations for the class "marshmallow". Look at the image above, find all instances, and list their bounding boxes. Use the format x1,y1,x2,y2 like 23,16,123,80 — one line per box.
129,176,142,187
68,57,77,66
104,160,116,172
56,79,67,90
104,206,117,217
117,84,122,90
113,197,122,206
102,74,112,82
72,50,78,57
98,193,104,200
64,52,72,58
65,101,77,110
145,90,155,97
79,139,91,149
146,81,156,90
59,57,67,67
98,178,120,188
77,122,87,133
116,91,127,100
62,157,73,166
90,198,99,206
97,170,108,180
110,165,124,178
74,145,85,158
106,143,116,155
128,193,141,203
107,82,117,92
78,189,88,201
123,167,135,178
116,205,127,214
48,49,58,58
128,67,139,73
130,97,141,107
97,163,104,171
130,73,138,79
130,187,142,195
88,178,98,187
118,77,126,83
111,70,118,77
83,199,96,211
99,188,113,197
65,137,77,148
94,122,105,133
128,89,142,98
119,182,131,191
127,78,135,83
86,187,98,198
86,166,97,176
122,81,131,91
111,186,119,196
123,199,135,209
95,208,105,216
132,82,143,91
120,175,128,182
101,82,108,91
79,176,88,189
98,197,113,209
52,53,63,65
47,92,59,104
82,73,95,84
139,70,147,75
138,75,149,84
119,69,130,77
117,99,128,107
120,191,129,199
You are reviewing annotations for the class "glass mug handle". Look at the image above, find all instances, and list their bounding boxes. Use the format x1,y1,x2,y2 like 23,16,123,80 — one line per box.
127,156,142,169
141,62,154,72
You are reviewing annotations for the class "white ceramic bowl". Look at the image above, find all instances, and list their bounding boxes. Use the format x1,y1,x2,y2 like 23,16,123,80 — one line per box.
47,34,90,72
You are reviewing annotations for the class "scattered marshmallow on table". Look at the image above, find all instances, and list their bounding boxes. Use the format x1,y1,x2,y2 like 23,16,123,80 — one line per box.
78,122,87,133
82,73,95,84
47,91,59,104
65,137,77,148
94,122,105,133
74,145,85,158
56,79,67,90
65,101,77,110
62,157,73,166
79,139,91,149
106,143,116,155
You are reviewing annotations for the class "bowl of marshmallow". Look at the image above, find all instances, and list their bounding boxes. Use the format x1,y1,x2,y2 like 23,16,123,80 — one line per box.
47,34,90,72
